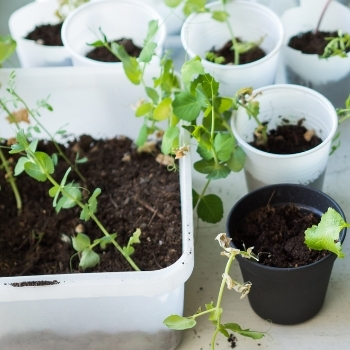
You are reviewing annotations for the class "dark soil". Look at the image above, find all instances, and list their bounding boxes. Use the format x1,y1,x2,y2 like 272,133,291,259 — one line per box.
288,30,339,55
25,23,64,46
249,118,322,154
232,203,328,268
86,38,142,62
207,39,266,65
0,135,182,277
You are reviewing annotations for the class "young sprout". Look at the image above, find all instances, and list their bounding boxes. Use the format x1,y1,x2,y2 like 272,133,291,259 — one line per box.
163,233,266,350
0,35,16,67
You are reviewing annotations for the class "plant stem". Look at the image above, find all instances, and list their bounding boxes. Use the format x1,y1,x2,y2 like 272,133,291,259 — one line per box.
0,147,22,214
314,0,333,34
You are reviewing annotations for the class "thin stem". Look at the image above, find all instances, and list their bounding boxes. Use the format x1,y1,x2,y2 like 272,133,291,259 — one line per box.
0,147,22,213
314,0,333,34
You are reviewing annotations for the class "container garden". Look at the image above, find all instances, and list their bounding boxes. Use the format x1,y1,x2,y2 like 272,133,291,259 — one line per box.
231,84,338,192
8,0,72,68
180,0,284,96
61,0,166,66
281,0,350,107
0,66,193,350
226,183,347,325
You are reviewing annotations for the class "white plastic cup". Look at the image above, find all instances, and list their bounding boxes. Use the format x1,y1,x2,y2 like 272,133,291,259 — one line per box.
61,0,167,67
181,0,284,96
8,0,72,67
281,0,350,107
232,84,338,191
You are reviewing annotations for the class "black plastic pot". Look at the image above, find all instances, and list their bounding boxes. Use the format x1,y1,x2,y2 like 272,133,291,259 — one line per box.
226,184,347,325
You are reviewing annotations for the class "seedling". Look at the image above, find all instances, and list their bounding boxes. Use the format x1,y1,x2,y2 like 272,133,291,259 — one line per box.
164,233,267,350
0,35,16,68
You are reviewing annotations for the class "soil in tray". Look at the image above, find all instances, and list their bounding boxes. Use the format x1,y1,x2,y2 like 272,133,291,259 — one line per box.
86,38,142,62
207,38,266,65
249,118,322,154
0,135,182,276
287,30,349,55
232,203,328,268
25,23,64,46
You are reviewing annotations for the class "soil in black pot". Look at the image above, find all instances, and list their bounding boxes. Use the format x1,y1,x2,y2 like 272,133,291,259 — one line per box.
206,38,266,65
25,23,64,46
249,118,322,155
86,38,142,62
0,136,182,276
232,203,328,268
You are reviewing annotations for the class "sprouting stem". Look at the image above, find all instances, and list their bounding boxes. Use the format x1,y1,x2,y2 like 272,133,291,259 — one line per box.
0,147,22,213
314,0,332,34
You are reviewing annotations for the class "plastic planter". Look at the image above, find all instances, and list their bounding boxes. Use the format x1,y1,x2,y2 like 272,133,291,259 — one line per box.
181,0,284,96
0,67,193,350
61,0,166,66
281,0,350,107
8,0,72,67
226,183,347,325
231,84,338,192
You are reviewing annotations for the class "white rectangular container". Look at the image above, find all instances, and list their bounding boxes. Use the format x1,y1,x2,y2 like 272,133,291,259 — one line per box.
0,67,194,350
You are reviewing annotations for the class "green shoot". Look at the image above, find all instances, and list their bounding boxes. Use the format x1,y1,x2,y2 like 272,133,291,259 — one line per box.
305,208,349,258
163,233,267,350
320,30,350,59
337,94,350,124
9,130,140,271
0,35,16,67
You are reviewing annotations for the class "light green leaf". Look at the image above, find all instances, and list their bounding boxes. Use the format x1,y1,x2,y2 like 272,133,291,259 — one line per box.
28,139,38,153
196,144,213,161
24,162,47,182
214,133,234,162
135,102,153,117
173,91,202,121
164,0,182,7
197,194,223,223
183,0,207,16
181,56,204,88
144,20,159,43
35,151,54,174
14,156,29,176
161,126,179,155
139,41,157,63
208,307,222,322
80,249,100,270
97,233,117,249
305,208,347,258
72,232,91,252
211,10,228,22
80,204,90,221
153,97,173,121
0,35,16,64
145,87,159,104
88,188,101,214
227,146,245,172
223,323,265,340
49,185,60,198
163,315,196,330
195,83,210,108
135,124,148,146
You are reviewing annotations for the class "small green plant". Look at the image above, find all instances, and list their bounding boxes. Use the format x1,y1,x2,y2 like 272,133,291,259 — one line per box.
55,0,90,21
320,30,350,59
0,35,16,68
164,233,267,349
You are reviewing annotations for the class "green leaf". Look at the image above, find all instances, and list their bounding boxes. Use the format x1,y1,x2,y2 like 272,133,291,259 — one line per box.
135,102,153,117
153,97,173,121
217,324,230,338
145,87,159,104
218,97,234,113
223,323,265,340
195,83,210,108
24,162,47,182
135,124,148,147
97,233,117,249
227,146,246,172
163,0,182,7
206,164,230,180
208,307,222,322
72,232,91,252
0,35,16,65
214,133,234,162
305,208,347,258
173,91,202,122
194,159,215,174
163,315,196,330
161,126,179,155
80,204,90,221
14,156,29,176
197,194,223,223
197,144,213,161
79,249,100,270
86,40,105,47
28,139,38,153
35,151,54,174
144,19,159,43
56,183,81,211
139,41,157,63
181,56,204,88
211,10,228,22
192,189,200,208
183,0,207,16
48,185,60,198
110,43,141,84
88,188,101,214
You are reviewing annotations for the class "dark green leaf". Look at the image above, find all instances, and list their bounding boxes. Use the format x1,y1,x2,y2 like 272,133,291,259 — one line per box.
197,194,223,223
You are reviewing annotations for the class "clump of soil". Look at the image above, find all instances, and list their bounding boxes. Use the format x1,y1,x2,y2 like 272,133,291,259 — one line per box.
207,38,266,65
0,135,182,277
288,30,342,55
86,38,142,62
233,203,328,268
249,118,322,154
25,23,64,46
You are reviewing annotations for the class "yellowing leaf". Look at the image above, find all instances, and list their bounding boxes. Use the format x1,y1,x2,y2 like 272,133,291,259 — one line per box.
6,108,29,124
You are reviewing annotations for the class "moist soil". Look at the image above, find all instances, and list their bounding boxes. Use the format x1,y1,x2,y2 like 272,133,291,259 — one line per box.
249,118,322,154
232,203,328,268
288,30,340,55
0,135,182,277
25,23,64,46
86,38,142,62
207,39,266,65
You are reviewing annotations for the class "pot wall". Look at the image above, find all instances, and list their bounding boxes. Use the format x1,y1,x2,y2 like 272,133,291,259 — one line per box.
232,84,338,191
0,67,194,350
226,184,347,325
